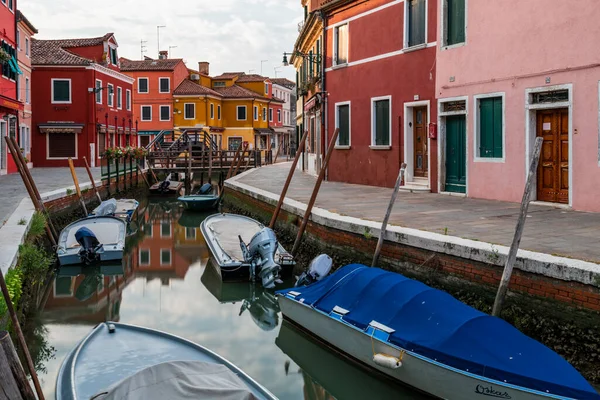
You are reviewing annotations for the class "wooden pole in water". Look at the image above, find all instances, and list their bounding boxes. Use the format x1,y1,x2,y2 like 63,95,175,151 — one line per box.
6,138,58,242
0,269,45,400
208,138,213,185
292,128,339,256
136,164,150,188
226,144,243,180
147,164,159,184
269,130,309,229
186,141,192,195
83,157,102,203
68,158,88,215
372,163,407,268
492,137,544,317
273,135,283,164
232,143,248,178
0,331,36,400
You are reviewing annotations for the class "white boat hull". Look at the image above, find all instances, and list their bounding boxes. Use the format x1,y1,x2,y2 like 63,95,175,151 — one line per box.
278,295,570,400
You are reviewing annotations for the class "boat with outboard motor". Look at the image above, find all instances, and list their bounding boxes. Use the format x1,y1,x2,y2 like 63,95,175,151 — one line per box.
178,183,220,211
91,198,139,222
56,322,277,400
277,264,600,400
200,213,295,288
149,175,184,196
57,216,127,266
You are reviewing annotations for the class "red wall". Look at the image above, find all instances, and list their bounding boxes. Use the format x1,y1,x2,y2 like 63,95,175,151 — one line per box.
0,1,17,100
324,0,438,189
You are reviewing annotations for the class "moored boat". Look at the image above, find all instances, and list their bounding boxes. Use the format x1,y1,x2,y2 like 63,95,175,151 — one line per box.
178,183,220,211
56,322,277,400
201,213,295,288
57,216,127,266
277,264,600,400
92,198,139,222
149,180,184,196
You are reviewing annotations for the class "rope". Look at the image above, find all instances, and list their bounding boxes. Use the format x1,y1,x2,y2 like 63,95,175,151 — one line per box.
370,329,405,362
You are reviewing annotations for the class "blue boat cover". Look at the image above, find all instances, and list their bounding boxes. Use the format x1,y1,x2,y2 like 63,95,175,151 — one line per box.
278,265,600,400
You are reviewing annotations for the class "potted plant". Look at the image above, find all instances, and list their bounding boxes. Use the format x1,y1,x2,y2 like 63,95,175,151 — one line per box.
0,48,10,63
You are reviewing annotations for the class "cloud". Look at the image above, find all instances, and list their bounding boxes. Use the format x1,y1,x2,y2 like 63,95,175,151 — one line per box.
19,0,302,80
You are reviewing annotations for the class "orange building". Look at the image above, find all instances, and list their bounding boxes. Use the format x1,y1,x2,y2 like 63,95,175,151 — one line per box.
120,52,188,147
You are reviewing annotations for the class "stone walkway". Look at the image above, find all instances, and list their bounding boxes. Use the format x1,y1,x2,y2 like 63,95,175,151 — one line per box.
238,163,600,263
0,167,101,226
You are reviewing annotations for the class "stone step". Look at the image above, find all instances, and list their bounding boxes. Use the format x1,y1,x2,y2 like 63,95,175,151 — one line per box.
399,185,431,193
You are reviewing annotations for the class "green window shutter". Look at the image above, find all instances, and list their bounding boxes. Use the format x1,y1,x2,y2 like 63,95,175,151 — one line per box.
53,80,70,102
492,98,503,158
479,97,503,158
374,100,390,146
338,105,350,146
447,0,466,45
309,50,313,77
408,0,426,47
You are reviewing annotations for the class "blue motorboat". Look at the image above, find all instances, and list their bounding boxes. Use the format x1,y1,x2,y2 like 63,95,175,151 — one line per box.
277,264,600,400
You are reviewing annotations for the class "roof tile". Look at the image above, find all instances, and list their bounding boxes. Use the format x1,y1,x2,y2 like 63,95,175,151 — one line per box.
31,39,93,66
173,80,222,97
120,58,184,71
214,85,269,100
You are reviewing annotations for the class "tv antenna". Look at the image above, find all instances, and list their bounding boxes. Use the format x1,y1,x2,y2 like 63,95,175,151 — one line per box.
140,39,148,60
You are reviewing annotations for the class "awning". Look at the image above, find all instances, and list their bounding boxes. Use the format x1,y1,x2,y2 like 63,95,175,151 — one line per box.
0,95,24,111
138,130,161,135
9,57,22,75
254,128,274,135
304,93,322,112
39,123,84,134
209,126,225,133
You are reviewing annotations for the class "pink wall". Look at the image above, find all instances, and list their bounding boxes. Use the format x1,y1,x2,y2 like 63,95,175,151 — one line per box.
436,0,600,211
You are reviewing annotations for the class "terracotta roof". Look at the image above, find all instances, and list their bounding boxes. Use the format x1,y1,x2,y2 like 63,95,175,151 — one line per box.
271,96,285,103
120,58,183,71
40,33,114,48
236,74,269,83
212,72,244,80
31,39,93,66
214,85,269,100
270,78,295,88
173,80,222,97
16,10,38,34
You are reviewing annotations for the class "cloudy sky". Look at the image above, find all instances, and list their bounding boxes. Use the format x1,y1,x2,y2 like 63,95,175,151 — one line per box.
19,0,302,80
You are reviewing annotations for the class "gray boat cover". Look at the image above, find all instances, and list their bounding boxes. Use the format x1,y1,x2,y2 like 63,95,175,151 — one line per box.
91,360,258,400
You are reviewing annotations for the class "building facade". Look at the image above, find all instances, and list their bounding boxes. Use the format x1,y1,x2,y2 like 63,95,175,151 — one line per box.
436,0,600,212
120,52,189,148
31,33,135,168
0,0,23,175
271,78,296,158
16,10,37,168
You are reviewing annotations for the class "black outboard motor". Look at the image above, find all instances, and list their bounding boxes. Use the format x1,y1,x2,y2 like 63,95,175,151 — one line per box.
197,183,213,195
75,227,102,265
158,179,171,193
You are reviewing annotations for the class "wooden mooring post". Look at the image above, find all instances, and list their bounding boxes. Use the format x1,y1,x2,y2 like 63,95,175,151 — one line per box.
292,128,339,256
492,137,544,317
232,143,248,178
269,130,309,228
68,158,88,215
0,331,36,400
186,142,192,196
0,269,45,400
226,144,243,180
83,157,102,203
371,163,407,267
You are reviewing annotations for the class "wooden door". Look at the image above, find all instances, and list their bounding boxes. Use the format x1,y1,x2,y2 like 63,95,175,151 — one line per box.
413,107,428,177
537,109,569,203
445,115,466,193
140,135,150,148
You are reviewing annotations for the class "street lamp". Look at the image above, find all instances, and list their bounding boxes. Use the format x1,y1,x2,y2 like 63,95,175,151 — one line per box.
282,51,321,67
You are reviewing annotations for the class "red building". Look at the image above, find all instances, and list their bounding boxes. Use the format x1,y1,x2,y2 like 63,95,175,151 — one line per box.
31,33,135,168
310,0,438,191
0,0,24,175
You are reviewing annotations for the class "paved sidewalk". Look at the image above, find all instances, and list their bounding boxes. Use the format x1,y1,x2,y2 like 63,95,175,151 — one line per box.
0,167,101,225
238,163,600,263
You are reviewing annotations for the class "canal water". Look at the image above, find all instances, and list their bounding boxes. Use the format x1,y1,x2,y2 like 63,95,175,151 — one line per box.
38,197,429,399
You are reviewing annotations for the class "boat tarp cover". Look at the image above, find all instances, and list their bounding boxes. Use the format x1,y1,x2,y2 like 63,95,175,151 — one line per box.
92,360,258,400
278,264,599,400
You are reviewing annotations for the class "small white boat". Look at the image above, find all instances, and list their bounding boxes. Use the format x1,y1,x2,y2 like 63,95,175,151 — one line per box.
201,213,295,288
56,322,277,400
57,216,127,266
92,198,139,222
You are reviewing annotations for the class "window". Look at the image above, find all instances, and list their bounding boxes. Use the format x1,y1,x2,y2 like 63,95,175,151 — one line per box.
117,87,122,109
262,107,267,121
48,132,76,158
210,103,214,119
228,137,242,151
237,106,247,121
184,103,195,120
107,84,114,107
139,249,150,266
160,105,170,121
52,79,71,104
54,276,73,297
159,77,170,93
7,0,12,11
444,0,466,46
16,75,19,100
277,109,281,123
406,0,426,47
336,102,351,146
265,83,269,94
95,80,102,104
25,38,29,56
110,47,118,65
371,97,391,146
126,89,131,110
477,96,503,159
254,106,258,121
161,222,171,237
334,24,348,65
217,105,221,120
25,78,30,104
138,77,149,93
213,81,226,88
185,227,196,240
269,108,273,122
141,106,152,121
16,29,19,49
160,249,171,266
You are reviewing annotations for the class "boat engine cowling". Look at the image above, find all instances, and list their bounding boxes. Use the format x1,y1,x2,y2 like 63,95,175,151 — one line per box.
239,227,282,288
296,254,333,287
75,227,102,265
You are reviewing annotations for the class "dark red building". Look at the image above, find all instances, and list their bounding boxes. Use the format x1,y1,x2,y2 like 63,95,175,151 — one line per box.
321,0,438,191
31,33,136,168
0,0,24,175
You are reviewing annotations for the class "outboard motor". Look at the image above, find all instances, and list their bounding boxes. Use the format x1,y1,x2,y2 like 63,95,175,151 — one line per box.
197,183,213,195
158,179,171,193
239,227,282,288
296,254,333,287
75,227,103,265
239,292,280,331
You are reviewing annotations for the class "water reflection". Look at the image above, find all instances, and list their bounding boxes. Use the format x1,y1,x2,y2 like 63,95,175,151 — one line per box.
38,197,427,399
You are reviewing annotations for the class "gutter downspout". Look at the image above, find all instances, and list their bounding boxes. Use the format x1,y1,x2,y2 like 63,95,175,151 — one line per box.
319,10,328,181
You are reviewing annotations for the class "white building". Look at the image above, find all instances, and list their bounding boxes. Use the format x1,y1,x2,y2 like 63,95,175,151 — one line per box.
271,78,296,159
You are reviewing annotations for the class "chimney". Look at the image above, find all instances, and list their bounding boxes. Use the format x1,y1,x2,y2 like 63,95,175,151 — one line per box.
199,61,210,76
159,50,168,60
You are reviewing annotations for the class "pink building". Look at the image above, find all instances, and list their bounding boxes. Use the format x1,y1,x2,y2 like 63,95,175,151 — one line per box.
435,0,600,212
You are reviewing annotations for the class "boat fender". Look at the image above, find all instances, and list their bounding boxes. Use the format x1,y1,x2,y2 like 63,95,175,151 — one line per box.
373,353,402,369
108,323,116,334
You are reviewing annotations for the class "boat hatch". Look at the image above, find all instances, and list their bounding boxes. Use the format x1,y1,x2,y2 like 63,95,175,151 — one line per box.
332,306,350,315
287,291,301,298
365,325,392,342
369,320,395,334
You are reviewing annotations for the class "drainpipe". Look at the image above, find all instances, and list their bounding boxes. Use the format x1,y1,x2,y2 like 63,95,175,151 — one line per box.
319,10,328,180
